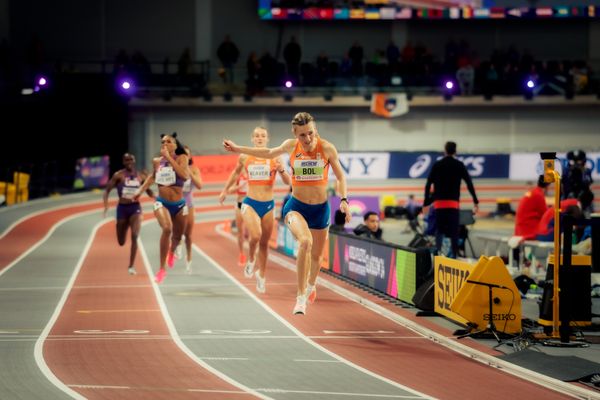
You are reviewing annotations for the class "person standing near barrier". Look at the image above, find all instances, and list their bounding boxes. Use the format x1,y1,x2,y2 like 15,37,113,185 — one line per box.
134,133,190,283
224,112,351,314
103,153,154,275
220,127,291,293
423,141,479,258
179,145,203,273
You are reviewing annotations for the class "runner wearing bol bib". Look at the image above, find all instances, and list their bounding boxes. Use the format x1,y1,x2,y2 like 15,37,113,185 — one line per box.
283,138,331,229
222,112,351,316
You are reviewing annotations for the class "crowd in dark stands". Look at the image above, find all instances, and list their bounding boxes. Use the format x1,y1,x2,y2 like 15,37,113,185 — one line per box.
244,36,595,97
0,34,595,100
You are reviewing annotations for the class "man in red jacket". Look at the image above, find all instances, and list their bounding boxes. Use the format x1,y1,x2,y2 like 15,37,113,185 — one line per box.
514,175,549,240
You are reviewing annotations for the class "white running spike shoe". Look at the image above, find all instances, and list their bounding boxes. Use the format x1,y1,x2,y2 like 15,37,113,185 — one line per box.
244,260,255,278
293,295,307,315
255,272,266,293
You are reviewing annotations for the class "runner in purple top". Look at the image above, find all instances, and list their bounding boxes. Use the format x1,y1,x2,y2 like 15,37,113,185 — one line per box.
103,153,154,275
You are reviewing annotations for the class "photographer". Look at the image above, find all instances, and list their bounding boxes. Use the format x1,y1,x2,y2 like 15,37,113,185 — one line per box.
562,149,594,217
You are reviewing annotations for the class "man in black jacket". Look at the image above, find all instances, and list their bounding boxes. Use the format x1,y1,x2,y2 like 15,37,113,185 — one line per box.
423,141,479,258
353,211,383,240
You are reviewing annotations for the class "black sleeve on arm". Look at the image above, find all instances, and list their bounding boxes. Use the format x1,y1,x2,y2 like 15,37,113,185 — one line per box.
462,164,479,204
423,164,436,207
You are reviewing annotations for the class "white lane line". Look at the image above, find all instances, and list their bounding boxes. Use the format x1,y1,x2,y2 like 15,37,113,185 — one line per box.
138,227,273,400
255,388,422,398
0,197,100,239
0,208,101,280
34,217,108,400
222,227,597,400
68,383,250,395
293,359,341,363
67,383,418,398
194,243,433,400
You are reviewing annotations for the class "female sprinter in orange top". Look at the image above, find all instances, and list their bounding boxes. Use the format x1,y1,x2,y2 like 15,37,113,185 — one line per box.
220,127,290,293
224,113,350,314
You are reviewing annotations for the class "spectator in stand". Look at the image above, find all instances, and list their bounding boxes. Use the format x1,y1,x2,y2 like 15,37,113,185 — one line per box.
246,51,262,96
177,47,193,78
283,36,302,84
386,40,400,72
217,35,240,83
348,41,364,77
514,175,549,240
353,211,383,240
456,60,475,96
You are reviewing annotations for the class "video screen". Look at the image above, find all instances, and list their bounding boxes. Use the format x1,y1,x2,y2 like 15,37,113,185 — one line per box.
259,0,600,20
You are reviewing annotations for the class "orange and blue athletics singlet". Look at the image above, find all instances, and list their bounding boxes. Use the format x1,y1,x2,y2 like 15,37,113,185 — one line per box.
241,156,276,218
289,138,329,187
283,138,331,229
244,156,277,186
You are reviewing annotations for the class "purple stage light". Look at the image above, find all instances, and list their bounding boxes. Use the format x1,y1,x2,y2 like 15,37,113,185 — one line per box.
445,81,454,90
284,80,293,88
116,77,136,95
526,80,535,89
37,77,48,86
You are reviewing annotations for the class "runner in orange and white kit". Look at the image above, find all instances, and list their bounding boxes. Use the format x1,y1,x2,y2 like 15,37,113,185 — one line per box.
220,127,290,293
224,113,351,314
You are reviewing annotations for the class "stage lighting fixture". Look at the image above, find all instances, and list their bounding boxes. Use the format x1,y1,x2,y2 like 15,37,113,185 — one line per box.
324,93,333,101
363,93,372,101
284,80,293,88
37,76,48,87
116,77,135,96
243,94,252,102
443,80,455,101
406,92,413,101
283,94,293,102
203,93,213,102
524,79,535,100
223,92,233,102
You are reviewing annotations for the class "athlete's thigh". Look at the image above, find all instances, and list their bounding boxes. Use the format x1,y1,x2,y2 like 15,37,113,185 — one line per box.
154,206,172,230
184,207,195,237
129,213,142,236
260,210,275,240
241,204,262,237
285,210,311,240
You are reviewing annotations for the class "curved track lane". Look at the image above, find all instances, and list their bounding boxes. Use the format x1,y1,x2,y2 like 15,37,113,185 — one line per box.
1,192,598,399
